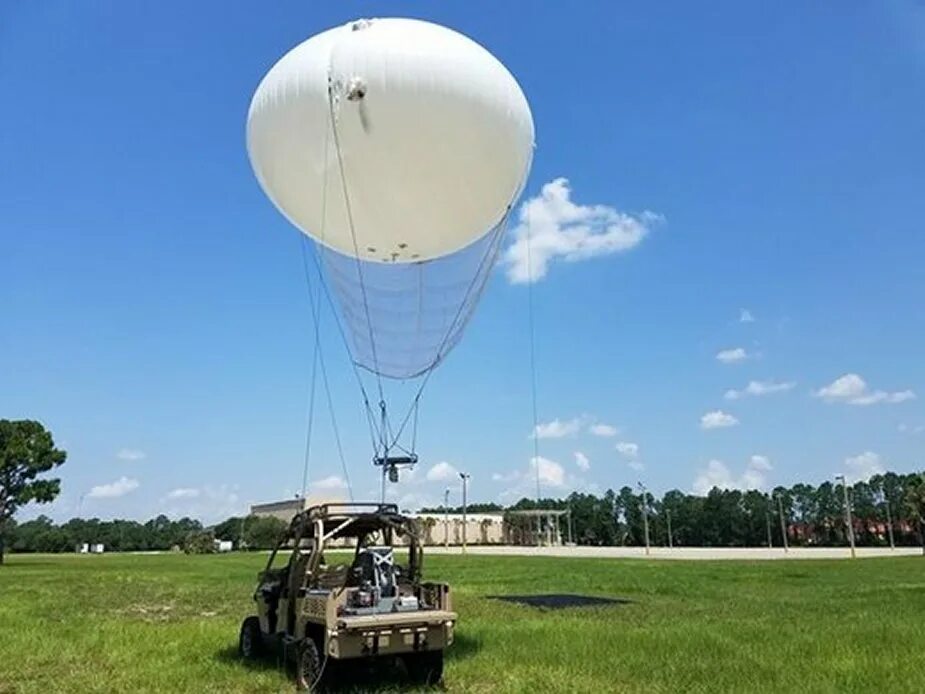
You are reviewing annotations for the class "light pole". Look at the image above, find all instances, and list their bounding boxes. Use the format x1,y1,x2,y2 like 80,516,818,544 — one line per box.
765,507,773,549
443,487,450,549
835,474,857,559
666,508,674,549
637,482,650,556
776,493,789,553
882,486,895,551
459,472,470,554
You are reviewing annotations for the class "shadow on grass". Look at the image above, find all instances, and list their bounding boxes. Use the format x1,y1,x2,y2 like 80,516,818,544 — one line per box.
0,557,66,568
215,645,286,673
217,632,480,692
445,632,480,662
487,594,631,609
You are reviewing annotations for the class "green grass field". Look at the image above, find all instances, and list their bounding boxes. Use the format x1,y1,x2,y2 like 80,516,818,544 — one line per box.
1,553,923,693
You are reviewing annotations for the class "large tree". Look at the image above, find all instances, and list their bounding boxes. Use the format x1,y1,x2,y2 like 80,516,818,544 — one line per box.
0,420,67,564
904,473,925,555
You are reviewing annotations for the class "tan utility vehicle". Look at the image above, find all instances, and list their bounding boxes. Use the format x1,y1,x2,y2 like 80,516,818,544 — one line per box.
238,503,456,690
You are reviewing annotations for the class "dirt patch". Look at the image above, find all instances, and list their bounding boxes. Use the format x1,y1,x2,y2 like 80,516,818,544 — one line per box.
118,603,176,622
487,594,630,609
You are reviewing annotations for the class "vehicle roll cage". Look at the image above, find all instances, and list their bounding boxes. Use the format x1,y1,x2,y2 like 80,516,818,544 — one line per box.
265,502,424,590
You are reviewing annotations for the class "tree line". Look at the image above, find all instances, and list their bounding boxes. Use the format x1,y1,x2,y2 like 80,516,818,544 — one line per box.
425,470,925,549
4,514,288,554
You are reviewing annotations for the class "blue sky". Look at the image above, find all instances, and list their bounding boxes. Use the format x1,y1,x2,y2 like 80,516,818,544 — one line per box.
3,1,925,522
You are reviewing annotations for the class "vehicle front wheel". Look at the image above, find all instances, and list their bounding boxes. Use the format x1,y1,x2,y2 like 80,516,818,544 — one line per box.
238,616,263,659
404,649,444,686
294,638,322,691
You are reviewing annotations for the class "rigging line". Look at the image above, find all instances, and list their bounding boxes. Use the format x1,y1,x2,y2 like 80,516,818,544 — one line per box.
295,79,383,454
303,239,383,459
410,396,419,454
386,206,513,449
299,238,355,501
525,201,541,503
295,92,372,493
299,251,322,499
326,76,388,437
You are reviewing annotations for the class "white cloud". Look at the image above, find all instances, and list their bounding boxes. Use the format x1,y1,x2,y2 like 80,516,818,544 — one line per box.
749,455,773,472
588,423,618,437
88,476,139,499
814,373,916,406
530,456,566,488
716,347,748,364
692,455,772,495
311,475,348,491
740,308,755,323
573,451,590,471
700,410,739,430
844,451,885,483
725,380,796,400
898,423,925,434
163,484,243,524
627,461,645,472
394,491,436,513
533,417,582,439
693,460,733,495
615,441,639,458
491,470,519,484
497,456,598,504
116,448,145,462
426,461,459,482
501,178,662,283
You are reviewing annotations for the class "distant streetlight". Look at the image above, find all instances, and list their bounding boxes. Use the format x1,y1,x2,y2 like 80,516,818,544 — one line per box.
567,506,574,545
666,508,674,549
637,482,651,556
459,472,470,554
775,493,789,553
881,485,895,551
765,507,773,549
835,474,857,559
443,487,450,549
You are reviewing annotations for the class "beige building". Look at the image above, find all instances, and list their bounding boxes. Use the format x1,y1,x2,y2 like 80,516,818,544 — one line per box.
412,513,505,546
248,501,570,546
249,500,506,546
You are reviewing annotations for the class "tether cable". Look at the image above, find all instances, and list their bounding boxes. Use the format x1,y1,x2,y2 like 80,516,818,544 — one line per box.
525,203,541,502
326,75,388,457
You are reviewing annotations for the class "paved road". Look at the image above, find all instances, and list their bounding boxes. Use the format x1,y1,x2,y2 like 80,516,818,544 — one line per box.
424,545,924,560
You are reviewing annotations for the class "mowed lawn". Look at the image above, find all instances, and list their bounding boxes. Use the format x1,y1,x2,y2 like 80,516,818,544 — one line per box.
1,553,924,693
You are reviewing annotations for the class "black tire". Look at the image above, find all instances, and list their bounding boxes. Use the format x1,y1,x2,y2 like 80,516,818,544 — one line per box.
404,649,444,686
238,616,263,659
294,638,322,691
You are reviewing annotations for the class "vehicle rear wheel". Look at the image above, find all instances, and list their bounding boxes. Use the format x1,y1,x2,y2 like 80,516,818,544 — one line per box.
404,649,444,686
294,638,322,691
238,616,262,659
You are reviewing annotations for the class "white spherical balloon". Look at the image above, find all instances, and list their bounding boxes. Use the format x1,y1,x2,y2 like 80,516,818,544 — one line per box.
247,18,534,263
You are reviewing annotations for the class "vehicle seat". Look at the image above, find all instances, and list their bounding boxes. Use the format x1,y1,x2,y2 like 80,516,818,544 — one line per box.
355,546,397,598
